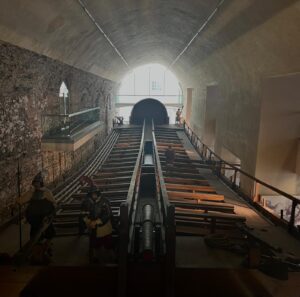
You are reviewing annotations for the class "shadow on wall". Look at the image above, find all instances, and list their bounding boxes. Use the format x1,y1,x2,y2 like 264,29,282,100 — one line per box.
130,98,169,125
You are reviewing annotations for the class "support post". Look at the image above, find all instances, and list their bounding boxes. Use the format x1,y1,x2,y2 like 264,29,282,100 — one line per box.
232,169,237,189
17,159,22,250
165,205,175,297
289,200,297,232
118,203,129,297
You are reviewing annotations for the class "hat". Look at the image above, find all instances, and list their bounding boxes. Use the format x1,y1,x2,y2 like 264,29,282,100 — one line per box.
87,186,100,197
32,172,44,186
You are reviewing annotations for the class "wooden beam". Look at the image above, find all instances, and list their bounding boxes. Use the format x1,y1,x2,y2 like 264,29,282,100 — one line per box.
168,191,224,202
165,183,216,193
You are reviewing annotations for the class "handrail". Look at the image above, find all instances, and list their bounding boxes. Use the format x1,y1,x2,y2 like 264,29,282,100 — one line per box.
152,120,175,297
183,121,300,232
42,107,100,118
118,121,145,297
126,120,146,215
152,130,171,219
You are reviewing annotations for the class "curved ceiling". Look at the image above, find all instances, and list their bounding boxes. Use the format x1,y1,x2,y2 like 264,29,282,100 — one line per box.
0,0,298,83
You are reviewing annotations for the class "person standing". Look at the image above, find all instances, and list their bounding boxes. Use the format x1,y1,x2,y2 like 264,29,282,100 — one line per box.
165,145,176,174
82,187,114,263
17,172,56,241
175,108,182,125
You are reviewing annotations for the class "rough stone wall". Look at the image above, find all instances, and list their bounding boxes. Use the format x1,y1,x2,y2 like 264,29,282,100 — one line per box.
0,40,116,224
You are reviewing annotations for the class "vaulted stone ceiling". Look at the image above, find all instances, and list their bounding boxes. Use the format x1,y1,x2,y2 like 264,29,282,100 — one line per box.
0,0,298,83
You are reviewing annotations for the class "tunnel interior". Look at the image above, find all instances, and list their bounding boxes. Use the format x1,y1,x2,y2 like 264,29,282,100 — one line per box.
129,98,169,125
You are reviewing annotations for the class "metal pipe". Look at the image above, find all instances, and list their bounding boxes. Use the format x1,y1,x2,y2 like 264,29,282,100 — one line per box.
142,205,154,255
77,0,129,67
170,0,226,67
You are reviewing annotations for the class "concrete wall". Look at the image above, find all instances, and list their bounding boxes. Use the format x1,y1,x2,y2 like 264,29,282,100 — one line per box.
202,85,222,150
188,1,300,180
0,40,116,224
255,73,300,195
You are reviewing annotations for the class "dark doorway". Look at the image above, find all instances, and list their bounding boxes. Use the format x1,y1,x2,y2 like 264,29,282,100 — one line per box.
130,98,169,125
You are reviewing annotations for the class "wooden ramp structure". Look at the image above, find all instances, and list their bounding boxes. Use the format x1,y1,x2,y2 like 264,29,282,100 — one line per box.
154,126,246,236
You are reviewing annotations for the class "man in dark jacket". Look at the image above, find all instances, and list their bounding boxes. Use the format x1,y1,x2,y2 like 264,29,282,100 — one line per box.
17,172,56,240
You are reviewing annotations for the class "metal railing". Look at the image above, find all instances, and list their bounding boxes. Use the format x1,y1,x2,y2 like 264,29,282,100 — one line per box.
42,107,100,138
152,120,175,297
183,121,300,235
118,121,145,297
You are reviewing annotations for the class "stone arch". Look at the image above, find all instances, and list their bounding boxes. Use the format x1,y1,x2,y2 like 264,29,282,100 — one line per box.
130,98,169,125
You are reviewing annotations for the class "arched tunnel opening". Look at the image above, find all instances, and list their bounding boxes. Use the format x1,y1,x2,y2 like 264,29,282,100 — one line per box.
130,98,169,125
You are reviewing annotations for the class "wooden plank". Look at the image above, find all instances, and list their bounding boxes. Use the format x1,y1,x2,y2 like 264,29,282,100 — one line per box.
165,183,215,193
163,171,205,179
168,191,224,202
101,165,134,172
156,141,182,146
171,200,234,213
176,225,236,236
92,176,132,184
80,183,130,191
93,170,133,178
164,177,209,185
104,159,137,165
101,161,136,168
175,209,245,221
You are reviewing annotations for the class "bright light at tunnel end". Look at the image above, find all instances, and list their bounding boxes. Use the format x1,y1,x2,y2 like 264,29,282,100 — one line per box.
116,63,183,124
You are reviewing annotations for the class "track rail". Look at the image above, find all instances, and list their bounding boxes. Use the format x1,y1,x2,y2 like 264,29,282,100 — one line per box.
54,129,119,205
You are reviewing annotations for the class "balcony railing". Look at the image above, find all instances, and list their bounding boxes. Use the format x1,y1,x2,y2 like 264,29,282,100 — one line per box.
42,107,100,139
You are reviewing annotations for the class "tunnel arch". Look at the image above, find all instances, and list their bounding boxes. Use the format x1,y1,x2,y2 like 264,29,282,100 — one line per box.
130,98,169,125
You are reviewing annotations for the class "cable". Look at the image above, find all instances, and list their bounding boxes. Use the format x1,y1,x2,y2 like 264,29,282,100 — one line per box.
77,0,129,67
170,0,226,67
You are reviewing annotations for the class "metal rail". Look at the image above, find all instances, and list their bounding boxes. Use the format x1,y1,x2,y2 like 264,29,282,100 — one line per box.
54,130,119,204
183,121,300,234
118,121,145,297
42,107,100,118
152,122,175,297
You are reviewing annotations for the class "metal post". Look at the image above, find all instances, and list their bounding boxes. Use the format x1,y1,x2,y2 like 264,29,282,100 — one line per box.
289,200,297,232
17,159,22,250
118,203,129,297
166,205,175,297
217,161,222,177
232,169,237,189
